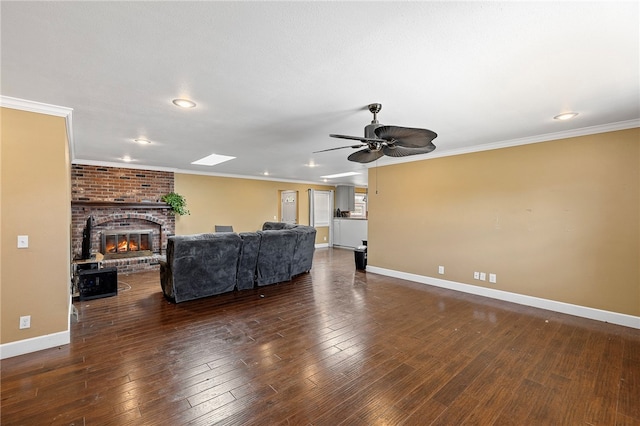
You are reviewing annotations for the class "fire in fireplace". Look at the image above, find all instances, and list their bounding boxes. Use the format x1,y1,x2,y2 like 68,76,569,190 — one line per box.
101,230,154,259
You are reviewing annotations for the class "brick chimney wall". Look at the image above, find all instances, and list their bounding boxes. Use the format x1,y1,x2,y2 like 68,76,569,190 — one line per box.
72,165,173,202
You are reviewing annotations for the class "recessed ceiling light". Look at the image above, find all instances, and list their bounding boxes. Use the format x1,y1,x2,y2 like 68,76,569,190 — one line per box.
122,156,133,162
321,171,361,179
307,162,317,168
134,138,151,144
191,153,235,166
263,172,270,176
172,98,196,108
554,112,578,121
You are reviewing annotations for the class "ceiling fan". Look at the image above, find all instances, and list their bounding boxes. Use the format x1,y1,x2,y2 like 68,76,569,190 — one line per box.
315,103,437,163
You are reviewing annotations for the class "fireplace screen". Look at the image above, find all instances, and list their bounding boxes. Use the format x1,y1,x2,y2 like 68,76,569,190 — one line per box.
102,230,153,258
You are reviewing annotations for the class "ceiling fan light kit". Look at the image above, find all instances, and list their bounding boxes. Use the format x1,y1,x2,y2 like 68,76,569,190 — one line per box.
317,103,438,163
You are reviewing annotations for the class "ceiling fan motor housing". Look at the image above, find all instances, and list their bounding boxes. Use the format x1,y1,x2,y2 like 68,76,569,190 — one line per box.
364,122,383,139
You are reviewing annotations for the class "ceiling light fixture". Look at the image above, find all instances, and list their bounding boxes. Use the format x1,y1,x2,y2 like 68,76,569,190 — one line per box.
321,171,361,179
122,156,133,162
554,112,578,121
191,153,235,166
134,138,151,144
172,98,196,108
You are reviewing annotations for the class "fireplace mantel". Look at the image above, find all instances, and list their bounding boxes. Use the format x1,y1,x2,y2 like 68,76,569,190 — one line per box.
72,201,171,209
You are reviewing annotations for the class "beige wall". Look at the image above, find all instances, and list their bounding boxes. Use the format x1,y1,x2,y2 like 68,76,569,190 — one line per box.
368,128,639,316
174,173,334,244
1,108,71,344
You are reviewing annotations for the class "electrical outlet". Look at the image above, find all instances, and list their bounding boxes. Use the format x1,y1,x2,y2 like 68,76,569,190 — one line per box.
19,315,31,329
323,236,327,241
489,273,497,283
479,272,486,281
474,271,480,279
438,266,445,275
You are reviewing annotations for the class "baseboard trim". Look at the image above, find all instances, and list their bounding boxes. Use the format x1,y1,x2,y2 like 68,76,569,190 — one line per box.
315,243,329,248
0,330,70,360
367,266,640,330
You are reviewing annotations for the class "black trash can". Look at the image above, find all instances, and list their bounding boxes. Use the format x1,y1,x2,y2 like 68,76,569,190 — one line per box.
354,245,367,270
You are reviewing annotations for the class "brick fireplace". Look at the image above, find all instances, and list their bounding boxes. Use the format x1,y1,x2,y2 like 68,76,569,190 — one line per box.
71,165,176,273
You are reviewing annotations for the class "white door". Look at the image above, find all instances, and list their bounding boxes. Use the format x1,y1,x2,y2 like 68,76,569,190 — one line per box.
281,190,297,224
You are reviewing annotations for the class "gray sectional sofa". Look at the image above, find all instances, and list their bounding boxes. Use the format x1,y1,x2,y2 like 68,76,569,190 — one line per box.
159,222,316,303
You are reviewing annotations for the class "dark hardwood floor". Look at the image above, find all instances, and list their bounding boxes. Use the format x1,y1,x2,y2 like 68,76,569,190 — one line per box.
1,248,639,425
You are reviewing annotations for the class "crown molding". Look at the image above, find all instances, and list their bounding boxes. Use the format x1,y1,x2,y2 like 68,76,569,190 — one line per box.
1,95,72,116
1,95,75,160
375,119,640,168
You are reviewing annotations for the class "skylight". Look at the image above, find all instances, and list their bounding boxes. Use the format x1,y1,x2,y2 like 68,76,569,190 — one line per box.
321,171,361,179
191,153,236,166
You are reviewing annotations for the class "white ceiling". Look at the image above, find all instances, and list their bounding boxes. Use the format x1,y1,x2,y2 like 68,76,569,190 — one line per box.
2,1,638,187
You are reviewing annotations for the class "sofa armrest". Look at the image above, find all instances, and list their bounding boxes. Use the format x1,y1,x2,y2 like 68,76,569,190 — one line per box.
163,233,242,303
291,226,316,276
237,232,261,290
256,229,297,286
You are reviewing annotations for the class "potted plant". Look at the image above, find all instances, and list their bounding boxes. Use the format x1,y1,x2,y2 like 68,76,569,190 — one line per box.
161,192,190,216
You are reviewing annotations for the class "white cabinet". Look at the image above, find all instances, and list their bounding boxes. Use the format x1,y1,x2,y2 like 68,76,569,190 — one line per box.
333,219,367,248
336,185,355,212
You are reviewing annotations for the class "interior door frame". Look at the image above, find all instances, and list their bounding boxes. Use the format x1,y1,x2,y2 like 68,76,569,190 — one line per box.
280,190,298,224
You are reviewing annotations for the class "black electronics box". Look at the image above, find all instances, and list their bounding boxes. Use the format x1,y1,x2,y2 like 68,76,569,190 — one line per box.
78,267,118,300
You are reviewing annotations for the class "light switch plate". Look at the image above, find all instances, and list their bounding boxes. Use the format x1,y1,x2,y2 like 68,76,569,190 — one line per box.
479,272,486,281
17,235,29,248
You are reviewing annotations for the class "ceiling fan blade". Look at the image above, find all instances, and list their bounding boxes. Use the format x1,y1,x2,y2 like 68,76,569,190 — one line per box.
374,126,438,148
382,142,436,158
313,144,363,153
330,134,387,143
347,148,385,163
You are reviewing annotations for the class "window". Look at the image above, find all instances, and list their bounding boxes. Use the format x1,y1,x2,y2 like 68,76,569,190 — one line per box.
309,189,332,227
350,193,367,218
